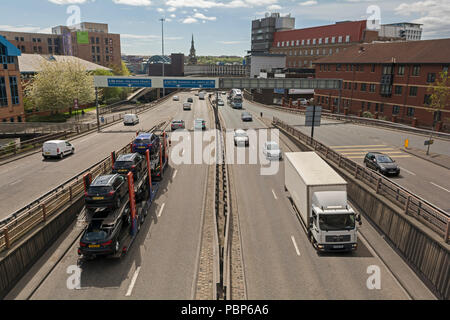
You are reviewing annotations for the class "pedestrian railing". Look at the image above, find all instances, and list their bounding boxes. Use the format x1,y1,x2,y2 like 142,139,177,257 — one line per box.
274,117,450,243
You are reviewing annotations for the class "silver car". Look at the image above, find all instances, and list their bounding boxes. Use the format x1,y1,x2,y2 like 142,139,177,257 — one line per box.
234,129,249,147
241,112,253,122
263,141,282,160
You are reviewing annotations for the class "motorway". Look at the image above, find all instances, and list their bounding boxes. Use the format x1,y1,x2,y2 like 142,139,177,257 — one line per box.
242,100,450,213
7,92,212,299
218,97,435,299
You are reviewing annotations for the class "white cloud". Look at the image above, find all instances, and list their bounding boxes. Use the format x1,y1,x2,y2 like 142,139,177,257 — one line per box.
267,4,282,10
167,7,177,12
0,24,52,33
164,0,278,9
157,7,165,12
193,12,217,20
112,0,152,6
299,0,317,6
48,0,90,4
182,17,198,23
395,0,450,38
170,14,176,18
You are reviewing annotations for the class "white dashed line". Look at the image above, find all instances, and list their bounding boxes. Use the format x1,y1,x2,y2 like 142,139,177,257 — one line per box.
157,203,166,217
430,182,450,193
10,179,22,186
291,235,301,256
272,189,278,200
125,266,141,297
400,167,416,176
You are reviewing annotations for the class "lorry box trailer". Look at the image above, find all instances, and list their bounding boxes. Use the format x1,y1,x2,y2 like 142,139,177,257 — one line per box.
284,152,361,252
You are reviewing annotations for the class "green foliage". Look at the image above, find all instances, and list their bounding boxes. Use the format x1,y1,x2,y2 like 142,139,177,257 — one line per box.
26,113,71,123
362,111,374,118
92,61,132,105
427,71,449,116
196,56,243,65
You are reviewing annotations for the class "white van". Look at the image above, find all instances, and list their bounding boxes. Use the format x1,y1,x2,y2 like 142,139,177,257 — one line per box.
42,140,74,159
123,114,139,126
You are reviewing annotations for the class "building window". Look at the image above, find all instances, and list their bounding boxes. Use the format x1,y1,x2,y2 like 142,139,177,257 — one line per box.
412,65,420,76
304,50,308,55
319,38,322,44
331,36,336,43
371,64,375,72
361,83,367,91
338,36,342,43
48,38,52,45
92,55,96,62
92,46,95,53
9,77,19,105
367,102,371,110
443,65,449,73
97,55,100,62
382,65,393,75
370,84,376,92
32,38,36,42
307,39,310,45
394,86,402,95
427,73,436,83
380,85,392,96
48,46,53,53
296,40,299,46
0,77,7,106
301,40,305,45
380,103,384,113
361,101,365,110
97,46,100,53
313,39,316,45
344,82,347,89
336,64,341,71
393,105,400,114
345,35,350,42
409,86,418,96
322,49,326,55
375,103,379,112
328,64,331,71
20,37,24,41
406,107,415,117
291,40,294,46
329,48,332,55
424,94,431,105
354,82,358,90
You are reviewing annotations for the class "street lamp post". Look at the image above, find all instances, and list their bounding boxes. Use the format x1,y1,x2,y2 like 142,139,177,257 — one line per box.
160,18,165,97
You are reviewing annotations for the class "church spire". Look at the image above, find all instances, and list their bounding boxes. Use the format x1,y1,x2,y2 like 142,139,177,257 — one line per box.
188,34,197,65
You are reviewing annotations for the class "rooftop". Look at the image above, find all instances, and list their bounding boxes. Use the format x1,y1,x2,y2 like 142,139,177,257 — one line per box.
18,54,110,73
315,38,450,64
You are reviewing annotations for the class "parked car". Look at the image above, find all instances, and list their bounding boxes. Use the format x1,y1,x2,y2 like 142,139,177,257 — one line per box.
183,102,192,110
241,112,253,122
42,140,74,159
218,99,224,106
112,153,145,181
263,141,282,160
194,118,206,131
364,152,400,176
173,95,179,101
85,174,128,209
171,120,185,131
132,133,160,155
234,129,249,146
187,97,194,103
123,114,139,126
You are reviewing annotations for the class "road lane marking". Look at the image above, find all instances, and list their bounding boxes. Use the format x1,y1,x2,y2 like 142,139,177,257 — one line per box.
334,148,396,152
157,203,166,217
347,155,411,159
291,235,301,256
400,167,416,176
331,145,387,148
10,179,22,186
340,151,404,155
125,266,141,297
430,182,450,193
172,169,178,179
272,189,278,200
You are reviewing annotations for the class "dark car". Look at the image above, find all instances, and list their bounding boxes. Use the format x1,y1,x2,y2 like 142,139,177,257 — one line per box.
112,153,145,181
187,97,194,103
241,112,253,122
78,207,132,257
171,120,185,131
364,152,400,176
132,133,160,155
85,174,128,209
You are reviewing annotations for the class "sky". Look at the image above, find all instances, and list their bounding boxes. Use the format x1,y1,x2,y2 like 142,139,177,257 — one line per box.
1,0,449,56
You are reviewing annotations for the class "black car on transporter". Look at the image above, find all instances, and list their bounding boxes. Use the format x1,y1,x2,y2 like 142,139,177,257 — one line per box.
85,174,128,210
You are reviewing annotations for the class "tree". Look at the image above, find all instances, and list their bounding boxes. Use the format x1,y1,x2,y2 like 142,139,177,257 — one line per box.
425,70,449,154
26,60,95,113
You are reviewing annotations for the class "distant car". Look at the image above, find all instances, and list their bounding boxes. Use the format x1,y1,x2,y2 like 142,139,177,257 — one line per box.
42,140,74,159
194,93,199,96
132,133,160,155
187,97,194,103
183,102,192,110
85,174,128,209
123,114,139,126
173,96,180,101
171,120,185,131
234,129,249,147
364,152,400,176
241,112,253,122
221,91,226,95
194,118,206,131
263,141,282,160
217,99,224,106
112,153,145,181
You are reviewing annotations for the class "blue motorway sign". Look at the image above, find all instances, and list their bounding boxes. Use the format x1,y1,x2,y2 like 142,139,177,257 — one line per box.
164,79,216,89
107,78,152,87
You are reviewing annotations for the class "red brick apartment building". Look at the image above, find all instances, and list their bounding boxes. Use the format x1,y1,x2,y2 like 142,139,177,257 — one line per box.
269,20,379,68
314,39,450,131
0,23,121,68
0,36,24,123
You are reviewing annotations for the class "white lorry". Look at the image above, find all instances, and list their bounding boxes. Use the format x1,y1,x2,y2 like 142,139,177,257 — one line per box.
285,152,361,252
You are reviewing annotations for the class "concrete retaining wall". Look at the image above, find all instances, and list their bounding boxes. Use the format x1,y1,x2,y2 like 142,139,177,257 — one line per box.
0,197,84,299
277,125,449,300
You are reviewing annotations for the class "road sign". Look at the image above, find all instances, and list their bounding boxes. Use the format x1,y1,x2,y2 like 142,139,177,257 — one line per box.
74,99,79,109
424,139,434,146
107,78,152,88
163,79,216,89
305,106,322,127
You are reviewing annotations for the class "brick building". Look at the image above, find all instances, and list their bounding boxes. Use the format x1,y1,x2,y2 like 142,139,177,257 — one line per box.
314,39,450,131
0,36,24,123
269,20,379,69
0,22,121,68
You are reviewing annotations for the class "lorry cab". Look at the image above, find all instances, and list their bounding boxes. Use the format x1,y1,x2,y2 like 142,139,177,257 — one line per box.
310,191,359,252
